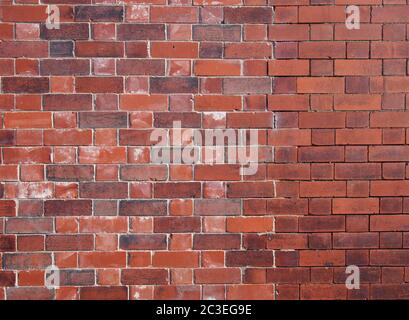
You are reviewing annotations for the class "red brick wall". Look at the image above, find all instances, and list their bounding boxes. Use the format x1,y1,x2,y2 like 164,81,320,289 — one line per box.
1,0,409,300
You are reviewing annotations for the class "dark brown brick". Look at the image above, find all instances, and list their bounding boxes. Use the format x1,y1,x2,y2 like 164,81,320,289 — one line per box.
226,251,273,267
79,112,128,128
119,200,167,216
60,270,95,286
3,253,52,270
75,6,123,22
193,234,241,250
150,77,198,94
40,23,89,40
0,235,16,252
224,7,273,24
43,94,92,111
40,59,90,76
44,200,92,216
0,130,15,146
47,165,94,181
117,24,165,41
2,77,49,93
117,59,165,75
80,182,128,199
119,234,167,250
154,182,201,198
154,112,201,128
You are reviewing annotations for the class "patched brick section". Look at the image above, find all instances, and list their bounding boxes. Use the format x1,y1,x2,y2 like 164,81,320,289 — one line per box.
1,1,408,301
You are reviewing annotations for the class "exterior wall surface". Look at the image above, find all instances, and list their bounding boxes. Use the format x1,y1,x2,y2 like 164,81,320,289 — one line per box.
0,0,409,300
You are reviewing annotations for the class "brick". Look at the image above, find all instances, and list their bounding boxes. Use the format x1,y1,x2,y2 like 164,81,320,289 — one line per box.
119,235,167,250
150,77,198,94
50,41,73,57
76,77,123,93
4,112,52,129
6,218,52,234
154,112,201,128
7,288,54,300
336,129,382,145
226,251,272,267
74,6,123,22
152,252,199,268
195,268,241,284
224,7,273,24
297,77,345,94
267,268,310,284
43,94,92,111
223,78,271,94
335,163,381,180
151,42,198,58
117,59,164,76
369,146,409,162
299,112,345,129
333,198,379,214
299,6,345,23
269,24,309,41
80,287,127,300
3,148,51,164
119,200,166,216
227,217,273,233
299,42,346,59
46,235,93,251
372,6,409,23
227,182,274,198
194,234,240,250
154,217,200,233
335,60,381,76
268,129,311,146
268,60,309,76
3,253,51,270
44,129,92,146
75,42,123,57
300,181,346,197
47,165,94,181
195,60,241,76
154,183,201,198
151,7,197,23
60,270,95,286
299,216,345,232
195,95,241,111
225,43,272,59
335,94,381,110
333,233,378,249
79,252,126,268
371,181,409,196
117,24,165,40
371,215,409,231
40,24,89,40
80,182,128,199
268,95,309,111
193,25,241,41
79,112,128,128
299,250,345,267
370,250,409,266
40,59,89,76
2,77,49,93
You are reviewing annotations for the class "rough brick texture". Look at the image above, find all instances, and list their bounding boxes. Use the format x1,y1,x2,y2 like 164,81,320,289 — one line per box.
1,0,409,301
